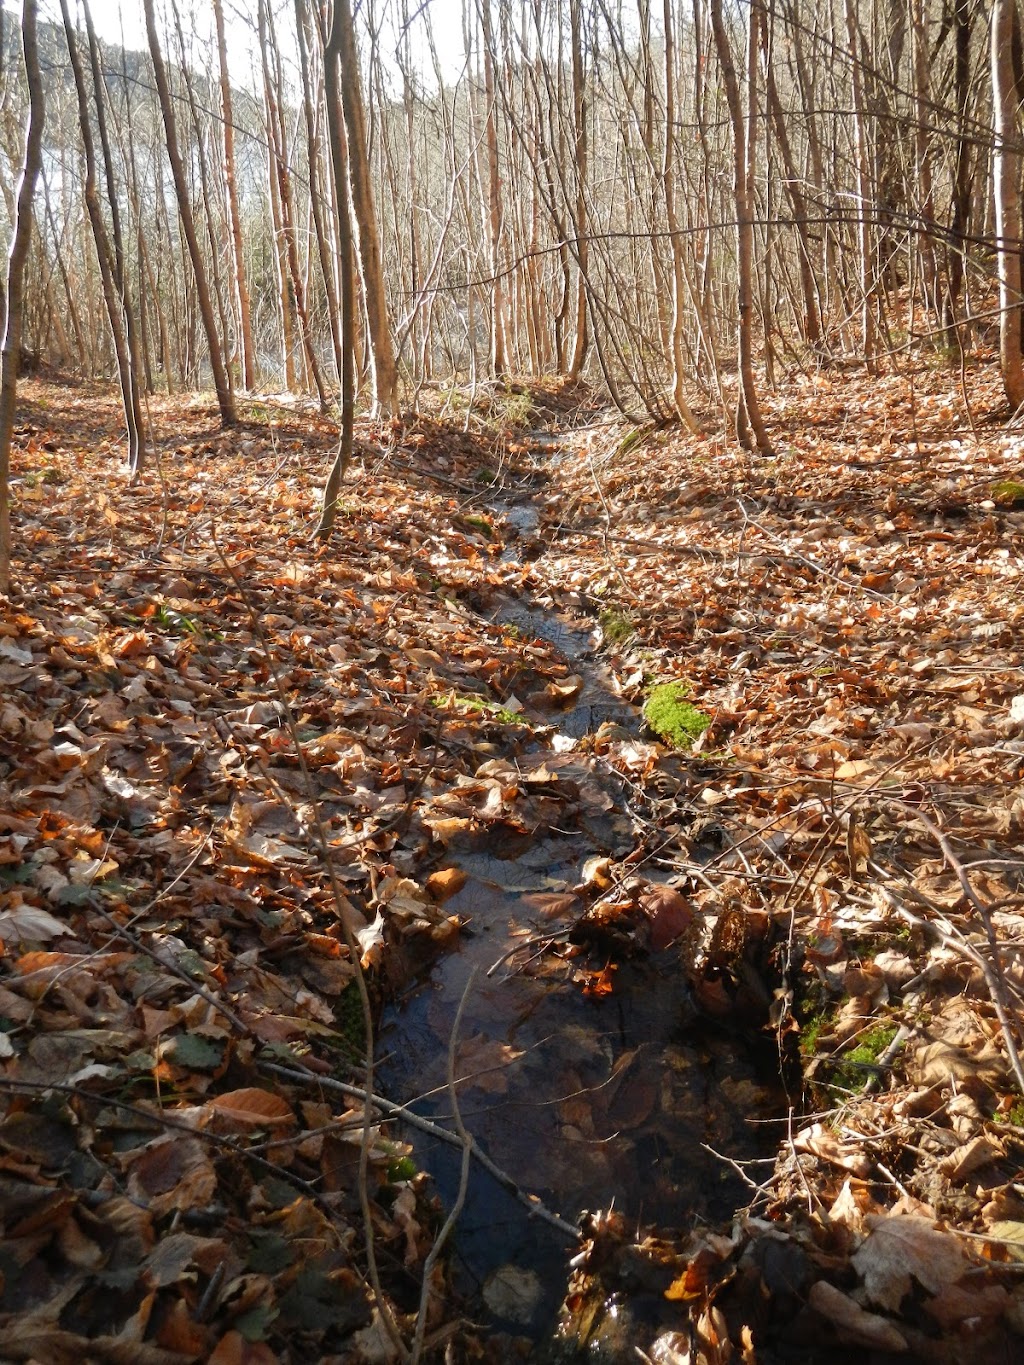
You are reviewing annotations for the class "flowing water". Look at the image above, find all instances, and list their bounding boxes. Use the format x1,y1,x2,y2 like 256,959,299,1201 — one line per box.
376,437,785,1343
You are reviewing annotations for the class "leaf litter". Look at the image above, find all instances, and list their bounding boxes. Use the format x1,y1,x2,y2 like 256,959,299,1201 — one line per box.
1,364,1024,1360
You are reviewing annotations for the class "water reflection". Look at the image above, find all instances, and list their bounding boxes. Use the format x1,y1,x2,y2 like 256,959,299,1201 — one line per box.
376,833,783,1337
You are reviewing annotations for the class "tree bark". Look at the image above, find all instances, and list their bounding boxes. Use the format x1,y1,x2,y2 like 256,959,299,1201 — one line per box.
259,0,329,408
0,0,44,594
844,0,877,369
759,0,821,351
709,0,773,453
143,0,236,427
60,0,143,475
662,0,701,431
317,0,358,536
296,0,344,387
478,0,509,377
992,0,1024,408
213,0,256,391
333,0,398,414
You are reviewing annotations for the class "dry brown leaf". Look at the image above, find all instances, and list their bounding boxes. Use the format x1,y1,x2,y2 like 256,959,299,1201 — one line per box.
639,883,695,950
206,1088,296,1130
425,867,467,902
807,1278,908,1352
851,1214,969,1311
793,1123,872,1178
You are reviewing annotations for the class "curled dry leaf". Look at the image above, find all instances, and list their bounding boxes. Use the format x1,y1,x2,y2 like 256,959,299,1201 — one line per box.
808,1279,908,1352
0,906,71,943
639,883,695,950
205,1088,296,1131
793,1123,872,1178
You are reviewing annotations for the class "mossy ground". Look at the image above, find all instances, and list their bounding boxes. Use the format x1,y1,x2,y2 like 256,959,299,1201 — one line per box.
598,606,635,645
642,681,710,748
991,478,1024,507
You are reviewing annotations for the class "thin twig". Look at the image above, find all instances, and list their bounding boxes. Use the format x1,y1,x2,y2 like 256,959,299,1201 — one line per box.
883,803,1024,1096
411,967,477,1364
735,499,895,603
259,1060,580,1240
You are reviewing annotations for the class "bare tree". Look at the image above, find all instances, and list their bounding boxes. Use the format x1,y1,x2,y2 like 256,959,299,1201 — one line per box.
143,0,236,427
331,0,398,413
0,0,44,594
317,0,359,536
214,0,256,391
709,0,773,453
59,0,144,474
992,0,1024,408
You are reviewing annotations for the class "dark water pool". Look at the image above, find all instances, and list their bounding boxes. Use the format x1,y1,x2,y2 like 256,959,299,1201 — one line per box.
376,828,785,1339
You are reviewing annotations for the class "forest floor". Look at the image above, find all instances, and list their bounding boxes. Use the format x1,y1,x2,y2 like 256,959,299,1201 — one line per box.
2,355,1024,1363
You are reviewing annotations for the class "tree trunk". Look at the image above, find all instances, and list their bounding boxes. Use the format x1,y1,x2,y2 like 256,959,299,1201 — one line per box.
909,0,938,325
317,0,358,536
60,0,143,475
478,0,509,378
296,0,344,387
213,0,256,391
0,0,44,594
259,0,330,409
662,0,701,431
844,0,877,369
143,0,236,427
709,0,773,453
992,0,1024,408
944,0,972,341
333,0,398,414
759,0,822,351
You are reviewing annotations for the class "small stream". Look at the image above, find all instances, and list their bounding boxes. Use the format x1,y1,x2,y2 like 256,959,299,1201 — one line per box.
376,432,784,1347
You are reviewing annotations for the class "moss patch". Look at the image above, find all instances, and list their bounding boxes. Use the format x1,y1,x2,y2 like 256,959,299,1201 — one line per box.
991,479,1024,508
433,693,530,727
461,514,496,539
642,681,710,748
823,1022,899,1098
599,607,635,646
333,983,368,1064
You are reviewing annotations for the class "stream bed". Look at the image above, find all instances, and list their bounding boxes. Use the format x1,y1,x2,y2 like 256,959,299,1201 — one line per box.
376,438,786,1349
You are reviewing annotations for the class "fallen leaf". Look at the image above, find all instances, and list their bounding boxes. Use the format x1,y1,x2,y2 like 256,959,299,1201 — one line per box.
206,1089,296,1130
851,1214,968,1311
0,906,71,943
425,867,467,902
808,1278,908,1352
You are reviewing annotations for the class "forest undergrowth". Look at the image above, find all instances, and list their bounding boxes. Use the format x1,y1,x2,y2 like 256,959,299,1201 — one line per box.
2,355,1024,1362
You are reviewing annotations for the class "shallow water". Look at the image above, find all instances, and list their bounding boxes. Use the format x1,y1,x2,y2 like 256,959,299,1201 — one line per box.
378,456,783,1339
377,823,784,1337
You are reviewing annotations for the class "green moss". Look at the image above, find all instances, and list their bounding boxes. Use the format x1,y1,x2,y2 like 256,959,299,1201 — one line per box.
615,427,644,458
800,1010,830,1058
462,514,495,539
386,1154,419,1183
826,1022,899,1096
432,693,530,727
991,479,1024,507
333,983,367,1064
599,607,635,646
642,681,710,748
